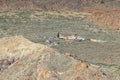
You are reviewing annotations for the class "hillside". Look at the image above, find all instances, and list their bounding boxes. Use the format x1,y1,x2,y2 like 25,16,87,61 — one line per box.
0,36,119,80
0,0,120,29
0,1,120,80
0,0,120,10
82,7,120,29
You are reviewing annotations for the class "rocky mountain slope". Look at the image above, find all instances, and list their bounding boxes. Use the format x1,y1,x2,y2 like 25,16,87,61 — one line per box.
0,36,119,80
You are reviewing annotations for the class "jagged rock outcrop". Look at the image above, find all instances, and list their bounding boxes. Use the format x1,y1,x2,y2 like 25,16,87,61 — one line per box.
0,36,117,80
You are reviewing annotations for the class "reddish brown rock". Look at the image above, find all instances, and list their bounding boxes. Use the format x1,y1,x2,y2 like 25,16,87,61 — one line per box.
76,61,88,70
82,7,120,29
75,76,82,80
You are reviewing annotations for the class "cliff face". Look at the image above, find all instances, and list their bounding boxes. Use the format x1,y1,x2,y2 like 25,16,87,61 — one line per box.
0,36,119,80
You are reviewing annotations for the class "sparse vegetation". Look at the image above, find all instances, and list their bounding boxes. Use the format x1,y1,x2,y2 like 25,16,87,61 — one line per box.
0,9,119,66
0,0,120,79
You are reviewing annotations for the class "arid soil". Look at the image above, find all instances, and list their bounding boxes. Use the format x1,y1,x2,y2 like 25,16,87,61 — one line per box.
0,0,120,80
82,7,120,29
1,0,120,29
0,0,120,10
0,36,119,80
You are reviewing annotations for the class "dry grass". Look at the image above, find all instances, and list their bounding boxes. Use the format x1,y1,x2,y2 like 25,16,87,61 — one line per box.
0,10,90,22
0,36,46,59
0,36,117,80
